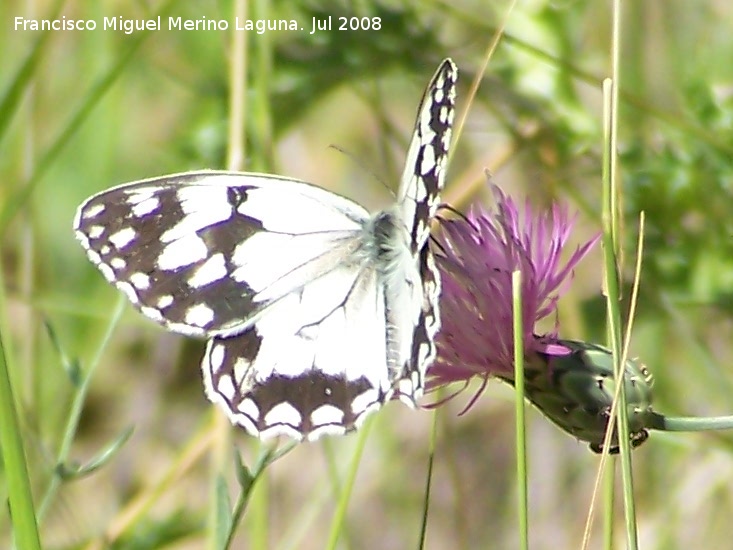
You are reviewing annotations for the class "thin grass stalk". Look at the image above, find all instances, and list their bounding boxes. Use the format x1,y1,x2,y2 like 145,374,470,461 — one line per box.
418,409,440,550
209,0,247,548
512,271,528,550
222,443,296,549
83,422,216,550
325,416,373,550
251,0,275,172
602,466,614,550
607,1,639,545
37,297,125,523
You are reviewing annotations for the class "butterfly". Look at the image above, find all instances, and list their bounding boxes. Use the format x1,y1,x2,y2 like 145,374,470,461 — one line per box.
74,58,457,441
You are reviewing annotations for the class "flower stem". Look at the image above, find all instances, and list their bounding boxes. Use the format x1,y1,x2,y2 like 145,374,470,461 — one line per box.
647,411,733,432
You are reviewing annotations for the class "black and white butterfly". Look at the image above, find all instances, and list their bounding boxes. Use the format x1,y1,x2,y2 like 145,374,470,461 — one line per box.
74,58,457,441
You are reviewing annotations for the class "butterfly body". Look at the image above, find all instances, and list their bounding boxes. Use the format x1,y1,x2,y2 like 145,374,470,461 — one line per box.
75,59,457,441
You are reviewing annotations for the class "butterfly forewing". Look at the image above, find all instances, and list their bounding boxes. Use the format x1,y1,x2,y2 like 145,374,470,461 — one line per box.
75,172,369,337
399,58,458,253
74,58,458,442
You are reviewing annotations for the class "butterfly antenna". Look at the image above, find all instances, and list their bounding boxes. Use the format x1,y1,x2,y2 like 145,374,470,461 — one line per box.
329,144,395,198
429,233,448,256
435,203,478,231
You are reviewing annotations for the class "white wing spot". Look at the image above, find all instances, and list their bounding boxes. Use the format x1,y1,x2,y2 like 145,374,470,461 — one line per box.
157,294,174,309
157,234,208,271
351,389,380,416
108,227,137,250
160,188,233,244
131,196,160,217
231,413,258,436
411,370,422,390
208,342,225,373
155,186,234,244
109,257,126,270
177,185,231,214
97,262,114,282
83,203,106,219
307,424,347,441
233,357,249,386
260,424,303,441
217,374,236,400
265,402,302,428
129,272,151,290
100,245,111,255
237,398,259,421
188,253,227,288
84,248,100,264
442,130,453,149
185,303,215,328
125,189,155,204
140,306,163,322
421,145,436,176
88,225,105,239
310,404,344,427
116,281,139,304
397,379,415,399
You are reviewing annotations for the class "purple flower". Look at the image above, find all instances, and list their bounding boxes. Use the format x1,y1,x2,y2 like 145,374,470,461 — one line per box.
428,184,599,407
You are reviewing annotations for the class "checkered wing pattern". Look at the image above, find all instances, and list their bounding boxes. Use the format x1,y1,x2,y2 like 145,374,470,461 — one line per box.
74,58,457,441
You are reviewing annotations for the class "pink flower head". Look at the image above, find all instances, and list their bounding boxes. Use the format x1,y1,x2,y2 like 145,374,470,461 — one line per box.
428,184,599,407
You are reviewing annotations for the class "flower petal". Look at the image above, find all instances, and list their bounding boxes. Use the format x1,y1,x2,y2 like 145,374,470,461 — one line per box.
428,184,599,400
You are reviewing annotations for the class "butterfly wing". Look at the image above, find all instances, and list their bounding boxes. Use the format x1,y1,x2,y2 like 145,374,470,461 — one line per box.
398,58,458,251
203,262,392,441
389,59,458,404
74,171,369,338
75,59,458,442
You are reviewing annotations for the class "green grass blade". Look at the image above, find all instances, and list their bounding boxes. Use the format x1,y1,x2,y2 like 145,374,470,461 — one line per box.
0,0,66,146
512,271,528,550
215,474,233,550
0,327,42,550
325,416,373,550
210,0,250,547
600,0,639,543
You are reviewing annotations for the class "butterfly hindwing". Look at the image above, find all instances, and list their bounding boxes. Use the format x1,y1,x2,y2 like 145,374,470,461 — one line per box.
203,263,391,440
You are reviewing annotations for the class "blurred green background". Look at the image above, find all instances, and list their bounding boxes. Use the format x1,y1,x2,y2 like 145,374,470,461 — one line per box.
2,0,733,548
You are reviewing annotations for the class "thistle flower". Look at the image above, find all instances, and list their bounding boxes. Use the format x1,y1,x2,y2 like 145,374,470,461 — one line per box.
430,183,733,453
430,184,598,392
429,185,652,452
